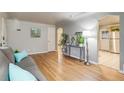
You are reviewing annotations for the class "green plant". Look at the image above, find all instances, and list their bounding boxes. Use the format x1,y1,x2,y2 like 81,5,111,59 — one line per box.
75,33,84,45
59,33,69,47
71,37,75,44
79,35,84,44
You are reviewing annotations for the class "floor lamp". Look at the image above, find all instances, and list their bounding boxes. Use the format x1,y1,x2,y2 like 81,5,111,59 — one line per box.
83,31,91,65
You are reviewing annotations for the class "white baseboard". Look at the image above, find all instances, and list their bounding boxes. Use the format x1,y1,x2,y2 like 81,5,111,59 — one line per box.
68,54,97,64
53,49,57,51
0,47,8,49
48,50,57,52
89,60,98,64
29,51,48,55
119,70,124,74
70,55,80,59
29,50,57,55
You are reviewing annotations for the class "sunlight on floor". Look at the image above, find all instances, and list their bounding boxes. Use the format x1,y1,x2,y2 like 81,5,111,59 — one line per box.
57,46,64,63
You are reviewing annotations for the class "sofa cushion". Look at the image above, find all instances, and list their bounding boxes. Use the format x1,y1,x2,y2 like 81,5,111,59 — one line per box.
22,65,47,81
16,56,35,68
0,47,15,63
9,63,37,81
0,50,10,81
16,56,47,81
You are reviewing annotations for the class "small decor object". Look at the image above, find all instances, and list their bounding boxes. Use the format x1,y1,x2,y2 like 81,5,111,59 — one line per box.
111,26,120,32
1,36,7,47
31,27,41,38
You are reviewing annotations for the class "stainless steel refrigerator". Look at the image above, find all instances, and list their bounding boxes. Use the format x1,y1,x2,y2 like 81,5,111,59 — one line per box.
100,30,110,51
109,31,120,53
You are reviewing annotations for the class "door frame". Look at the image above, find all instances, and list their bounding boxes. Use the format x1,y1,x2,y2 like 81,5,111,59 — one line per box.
47,26,56,52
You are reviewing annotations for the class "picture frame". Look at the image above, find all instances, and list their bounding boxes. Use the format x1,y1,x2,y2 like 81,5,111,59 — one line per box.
31,27,41,38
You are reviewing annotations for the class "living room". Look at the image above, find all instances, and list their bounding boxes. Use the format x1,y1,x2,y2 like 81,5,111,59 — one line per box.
0,12,124,81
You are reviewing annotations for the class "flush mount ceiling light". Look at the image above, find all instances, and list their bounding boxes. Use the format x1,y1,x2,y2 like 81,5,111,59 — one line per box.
69,12,96,20
69,12,87,18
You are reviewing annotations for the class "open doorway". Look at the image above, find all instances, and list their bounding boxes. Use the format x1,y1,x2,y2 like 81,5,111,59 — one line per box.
98,15,120,70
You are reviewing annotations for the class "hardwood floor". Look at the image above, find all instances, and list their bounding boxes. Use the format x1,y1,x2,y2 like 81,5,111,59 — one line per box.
99,50,120,70
31,52,124,81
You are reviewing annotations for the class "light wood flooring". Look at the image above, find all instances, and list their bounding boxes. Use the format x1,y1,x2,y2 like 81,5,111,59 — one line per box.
31,52,124,81
99,50,120,70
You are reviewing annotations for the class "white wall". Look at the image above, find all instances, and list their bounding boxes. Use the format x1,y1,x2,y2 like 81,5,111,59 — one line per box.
120,13,124,71
57,21,98,63
7,19,55,54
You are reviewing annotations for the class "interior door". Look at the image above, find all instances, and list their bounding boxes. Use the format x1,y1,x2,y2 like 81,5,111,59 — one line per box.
48,26,55,52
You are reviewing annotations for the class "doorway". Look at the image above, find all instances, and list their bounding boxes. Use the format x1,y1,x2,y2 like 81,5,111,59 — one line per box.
48,26,56,52
98,15,120,70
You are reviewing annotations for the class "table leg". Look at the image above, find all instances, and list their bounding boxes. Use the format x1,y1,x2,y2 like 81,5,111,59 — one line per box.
80,47,82,62
83,47,85,61
69,46,71,56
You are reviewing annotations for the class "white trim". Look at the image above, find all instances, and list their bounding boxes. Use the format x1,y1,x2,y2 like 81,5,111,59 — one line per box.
0,48,56,55
119,70,124,74
70,55,80,59
89,60,98,64
53,49,57,51
48,49,57,52
29,50,57,55
29,51,48,55
69,54,98,64
0,46,8,49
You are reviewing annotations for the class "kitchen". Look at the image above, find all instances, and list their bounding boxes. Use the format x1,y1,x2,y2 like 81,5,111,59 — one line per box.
98,15,120,70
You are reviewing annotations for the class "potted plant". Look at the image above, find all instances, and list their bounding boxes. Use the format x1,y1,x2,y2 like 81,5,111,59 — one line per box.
59,32,69,47
75,32,84,47
71,36,76,45
59,33,69,52
79,35,84,47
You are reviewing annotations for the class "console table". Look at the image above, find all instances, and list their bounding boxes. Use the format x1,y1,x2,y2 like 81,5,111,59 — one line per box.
65,45,85,62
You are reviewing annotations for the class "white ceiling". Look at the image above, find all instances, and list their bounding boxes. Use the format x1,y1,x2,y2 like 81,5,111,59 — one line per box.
99,15,120,26
8,12,117,26
7,12,88,25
